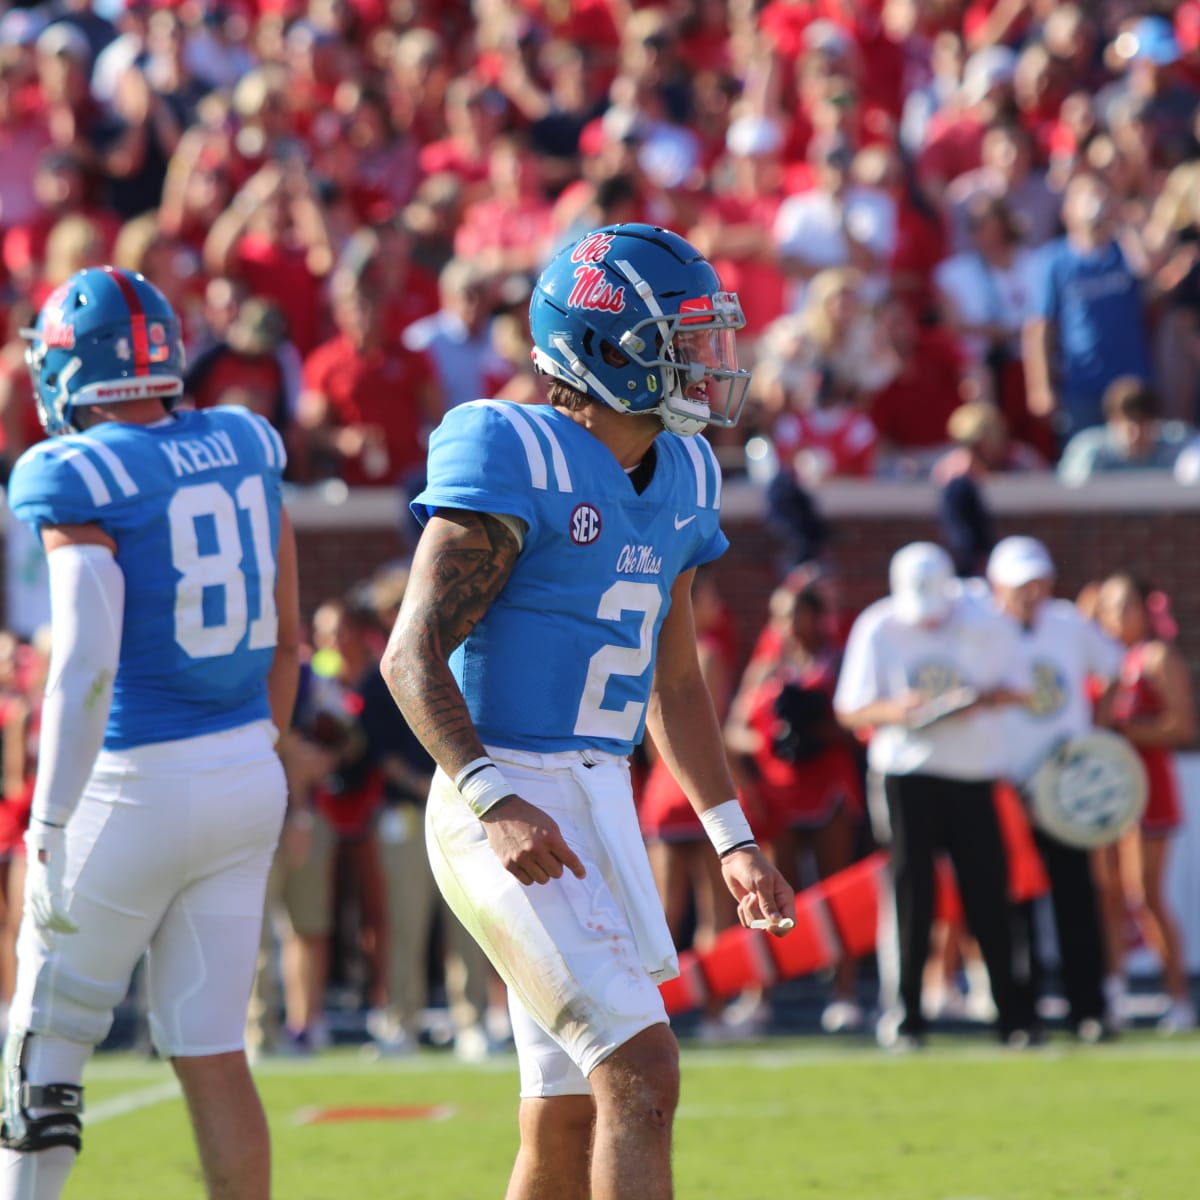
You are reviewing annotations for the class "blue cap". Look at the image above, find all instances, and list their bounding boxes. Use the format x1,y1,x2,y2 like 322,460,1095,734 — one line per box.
1125,16,1180,65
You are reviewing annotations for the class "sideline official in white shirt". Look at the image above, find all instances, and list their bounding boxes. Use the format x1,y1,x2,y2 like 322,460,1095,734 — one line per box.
987,536,1123,1040
835,542,1036,1047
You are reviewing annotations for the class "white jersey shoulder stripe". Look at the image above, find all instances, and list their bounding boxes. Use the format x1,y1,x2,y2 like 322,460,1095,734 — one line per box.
222,406,278,469
263,418,287,470
520,406,573,494
19,440,60,467
63,436,139,498
694,434,722,509
50,443,113,507
680,436,709,508
475,400,550,491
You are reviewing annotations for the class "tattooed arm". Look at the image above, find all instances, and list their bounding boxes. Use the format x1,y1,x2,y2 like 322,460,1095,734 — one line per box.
382,509,519,773
381,509,585,886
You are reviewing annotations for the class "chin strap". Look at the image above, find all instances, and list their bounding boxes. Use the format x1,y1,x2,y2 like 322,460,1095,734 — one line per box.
658,399,709,437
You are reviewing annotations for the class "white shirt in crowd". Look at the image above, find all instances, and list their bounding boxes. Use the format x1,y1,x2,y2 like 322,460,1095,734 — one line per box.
773,187,896,309
834,582,1031,780
933,247,1040,364
997,598,1124,784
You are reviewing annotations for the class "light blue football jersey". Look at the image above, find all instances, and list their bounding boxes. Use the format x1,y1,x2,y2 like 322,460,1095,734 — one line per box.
412,400,729,756
7,406,287,750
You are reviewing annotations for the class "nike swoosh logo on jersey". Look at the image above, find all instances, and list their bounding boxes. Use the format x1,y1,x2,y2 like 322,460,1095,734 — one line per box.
673,514,696,530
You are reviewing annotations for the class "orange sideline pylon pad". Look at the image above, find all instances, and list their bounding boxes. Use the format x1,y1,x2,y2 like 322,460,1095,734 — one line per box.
818,849,888,958
698,925,776,1001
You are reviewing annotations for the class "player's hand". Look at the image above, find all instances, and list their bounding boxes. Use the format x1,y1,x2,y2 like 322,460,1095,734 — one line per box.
481,797,587,887
24,820,79,942
721,846,795,937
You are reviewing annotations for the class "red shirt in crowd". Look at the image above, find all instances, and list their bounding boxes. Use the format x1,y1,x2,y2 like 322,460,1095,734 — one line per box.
531,0,620,49
758,0,847,61
302,335,435,485
868,326,964,449
772,406,879,482
890,201,949,318
231,233,325,354
417,137,491,191
701,192,788,336
453,194,555,265
0,354,43,464
962,0,1033,48
918,111,987,190
3,209,120,292
189,351,289,425
850,16,907,122
383,264,441,345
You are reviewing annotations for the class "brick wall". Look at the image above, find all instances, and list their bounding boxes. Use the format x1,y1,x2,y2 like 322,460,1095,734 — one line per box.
701,509,1200,678
286,479,1200,714
7,476,1200,690
295,526,409,618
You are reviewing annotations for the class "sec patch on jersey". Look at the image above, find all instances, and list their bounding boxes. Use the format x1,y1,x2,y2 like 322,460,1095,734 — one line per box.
570,503,603,545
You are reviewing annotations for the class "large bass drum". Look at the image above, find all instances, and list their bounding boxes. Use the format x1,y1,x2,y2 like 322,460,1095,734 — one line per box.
1026,729,1148,849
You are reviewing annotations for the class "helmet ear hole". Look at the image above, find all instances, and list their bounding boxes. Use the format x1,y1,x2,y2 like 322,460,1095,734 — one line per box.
600,342,629,367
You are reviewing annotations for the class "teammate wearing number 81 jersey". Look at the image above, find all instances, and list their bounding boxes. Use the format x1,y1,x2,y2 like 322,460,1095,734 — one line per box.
0,267,300,1200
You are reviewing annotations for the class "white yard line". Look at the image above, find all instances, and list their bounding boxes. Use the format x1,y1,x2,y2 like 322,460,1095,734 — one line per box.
84,1080,182,1125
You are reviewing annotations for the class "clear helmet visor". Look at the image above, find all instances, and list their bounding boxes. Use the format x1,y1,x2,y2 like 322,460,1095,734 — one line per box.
665,324,747,429
622,291,751,431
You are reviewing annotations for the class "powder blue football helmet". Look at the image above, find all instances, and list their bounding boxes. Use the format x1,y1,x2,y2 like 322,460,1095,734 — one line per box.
529,224,750,435
21,266,185,436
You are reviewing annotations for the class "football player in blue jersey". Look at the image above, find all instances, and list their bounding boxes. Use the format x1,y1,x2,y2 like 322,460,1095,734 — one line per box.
383,225,796,1200
0,267,300,1200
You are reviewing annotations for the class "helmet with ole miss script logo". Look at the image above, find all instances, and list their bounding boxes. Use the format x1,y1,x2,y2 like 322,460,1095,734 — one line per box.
21,266,185,436
529,223,751,436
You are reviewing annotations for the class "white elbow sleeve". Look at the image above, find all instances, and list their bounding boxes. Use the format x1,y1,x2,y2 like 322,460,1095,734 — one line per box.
32,543,124,828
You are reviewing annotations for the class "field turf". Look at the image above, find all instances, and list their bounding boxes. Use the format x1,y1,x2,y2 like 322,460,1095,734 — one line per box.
73,1034,1197,1199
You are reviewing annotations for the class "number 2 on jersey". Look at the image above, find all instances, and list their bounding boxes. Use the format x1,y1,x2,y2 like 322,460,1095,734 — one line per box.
168,478,277,658
574,581,662,741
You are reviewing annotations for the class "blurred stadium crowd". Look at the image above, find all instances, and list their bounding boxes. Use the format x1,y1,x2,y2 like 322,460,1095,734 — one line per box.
1,0,1200,489
0,0,1199,1055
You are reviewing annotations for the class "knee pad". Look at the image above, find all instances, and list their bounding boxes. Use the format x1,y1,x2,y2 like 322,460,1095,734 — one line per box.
0,1031,84,1154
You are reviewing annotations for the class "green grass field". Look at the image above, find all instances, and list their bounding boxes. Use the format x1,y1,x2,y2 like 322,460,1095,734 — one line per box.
71,1034,1198,1199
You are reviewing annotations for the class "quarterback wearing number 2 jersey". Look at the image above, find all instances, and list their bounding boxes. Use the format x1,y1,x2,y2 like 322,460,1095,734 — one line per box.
384,225,794,1200
414,398,727,756
0,267,299,1200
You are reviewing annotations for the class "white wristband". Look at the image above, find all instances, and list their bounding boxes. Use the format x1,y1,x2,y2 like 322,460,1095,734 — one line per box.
454,757,515,818
699,799,757,857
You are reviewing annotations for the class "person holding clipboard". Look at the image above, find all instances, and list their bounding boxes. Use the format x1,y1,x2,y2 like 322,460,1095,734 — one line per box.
834,542,1036,1049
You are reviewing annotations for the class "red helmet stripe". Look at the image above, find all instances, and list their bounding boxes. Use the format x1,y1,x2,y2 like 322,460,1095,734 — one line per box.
104,267,150,377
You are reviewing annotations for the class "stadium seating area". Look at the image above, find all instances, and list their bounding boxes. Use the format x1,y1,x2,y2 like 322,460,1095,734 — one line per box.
1,0,1199,489
1,0,1199,1050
